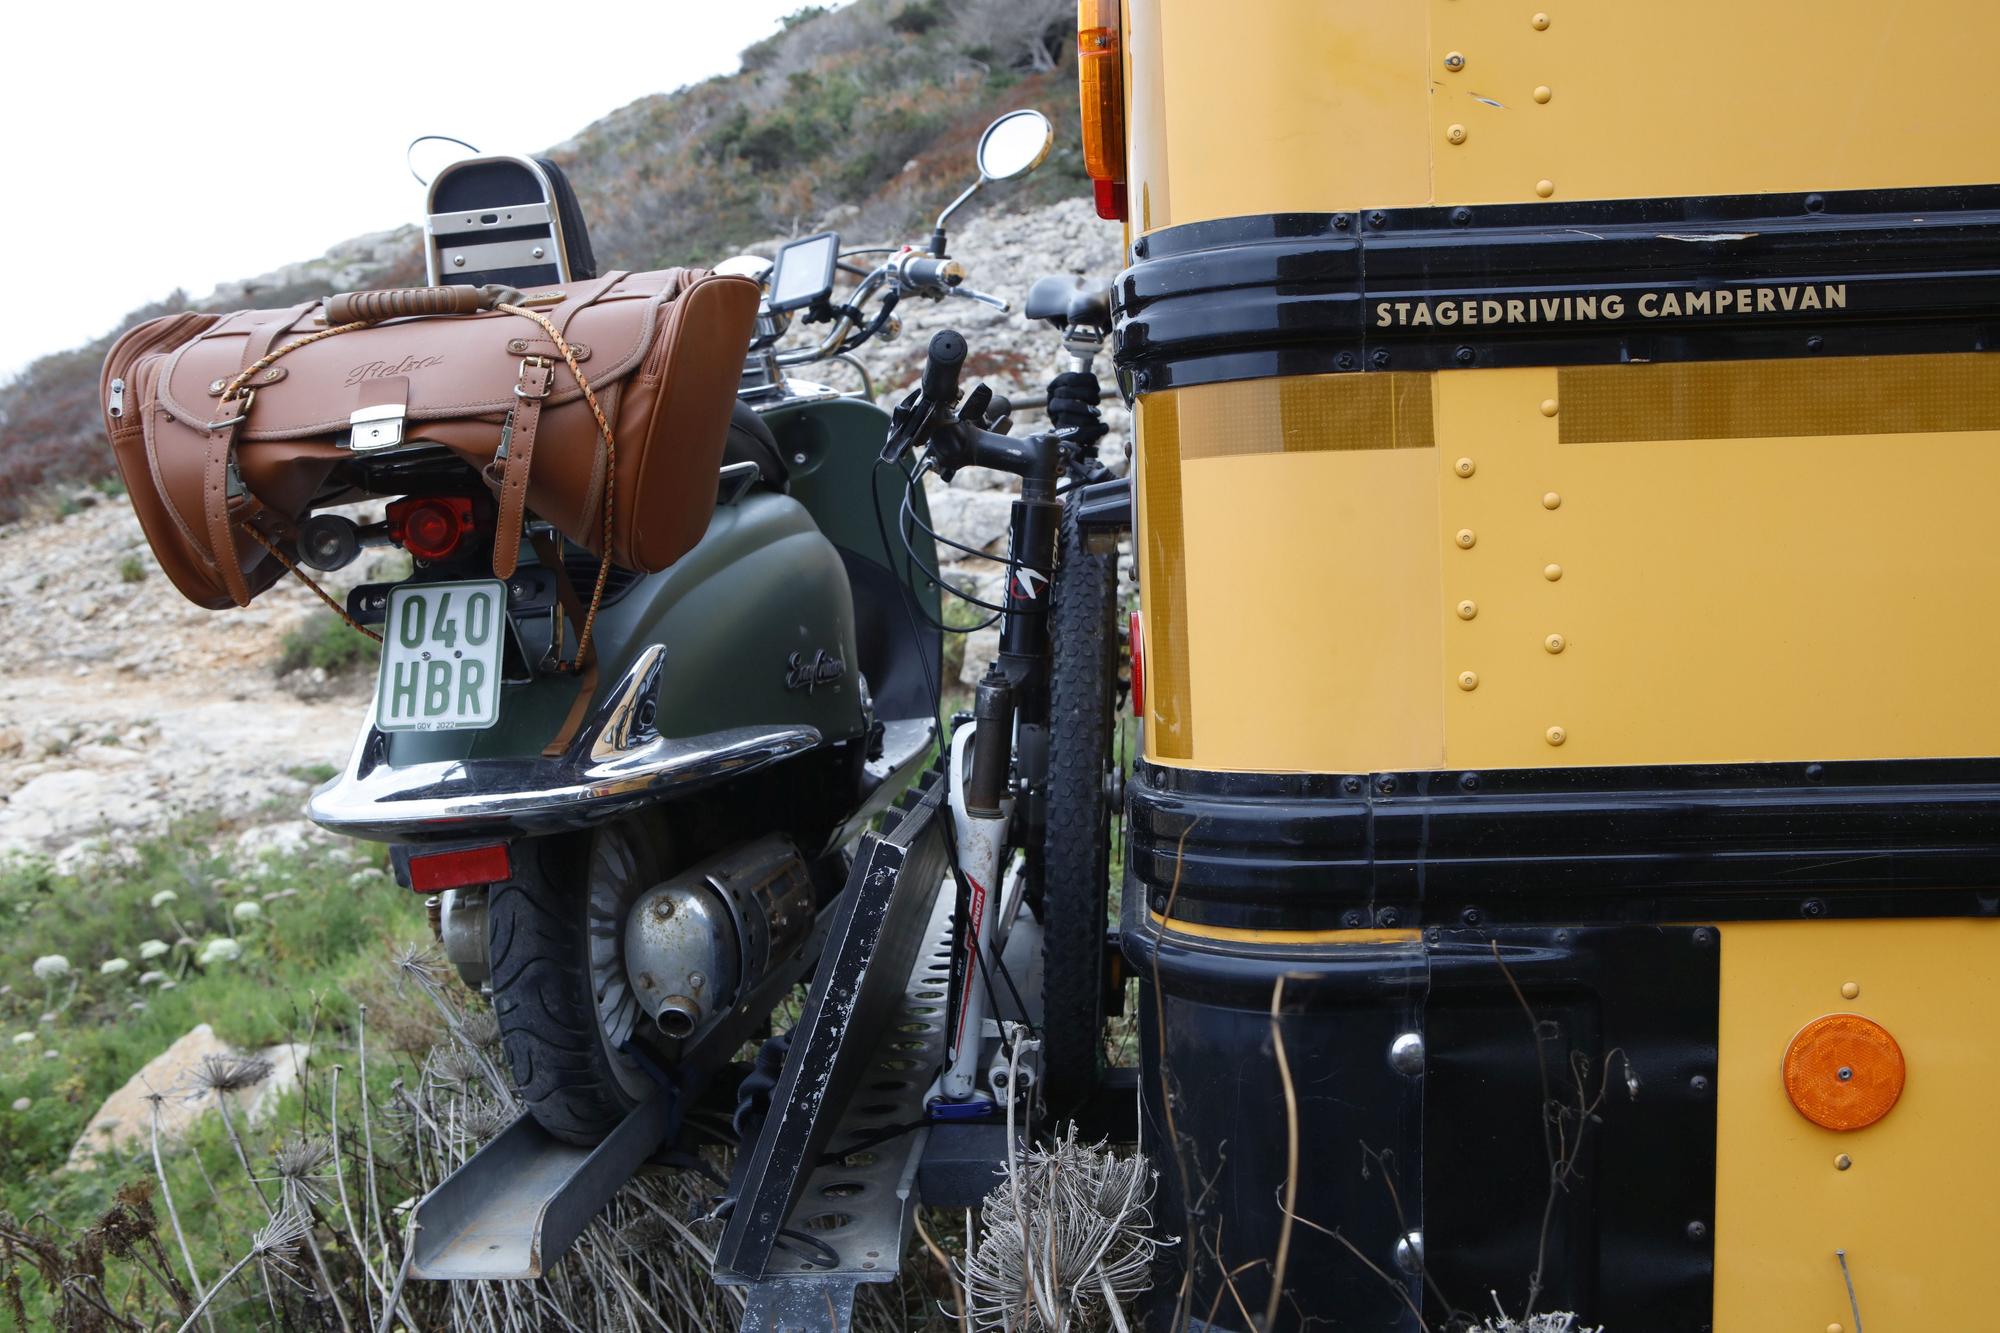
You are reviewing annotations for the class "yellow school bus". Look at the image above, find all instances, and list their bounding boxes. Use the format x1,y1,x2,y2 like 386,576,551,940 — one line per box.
1085,3,2000,1328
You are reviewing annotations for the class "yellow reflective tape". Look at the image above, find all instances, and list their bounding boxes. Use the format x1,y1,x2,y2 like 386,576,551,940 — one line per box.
1560,353,2000,444
1152,911,1423,945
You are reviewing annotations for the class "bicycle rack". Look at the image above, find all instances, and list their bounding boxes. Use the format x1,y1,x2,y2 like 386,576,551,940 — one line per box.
402,765,1097,1329
715,771,954,1327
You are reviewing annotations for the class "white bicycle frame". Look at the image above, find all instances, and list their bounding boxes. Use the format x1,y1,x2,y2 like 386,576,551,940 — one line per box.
932,722,1013,1104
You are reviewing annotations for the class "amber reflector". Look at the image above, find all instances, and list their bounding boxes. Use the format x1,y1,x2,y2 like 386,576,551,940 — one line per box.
1782,1013,1905,1131
1077,0,1126,219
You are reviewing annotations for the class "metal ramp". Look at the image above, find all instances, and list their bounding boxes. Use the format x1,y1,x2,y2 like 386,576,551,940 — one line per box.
407,853,840,1280
715,773,954,1326
726,891,957,1327
402,767,1081,1329
404,771,951,1287
409,1086,679,1279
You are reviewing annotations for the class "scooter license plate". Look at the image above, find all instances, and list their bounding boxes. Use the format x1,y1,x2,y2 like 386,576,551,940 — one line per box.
374,580,506,732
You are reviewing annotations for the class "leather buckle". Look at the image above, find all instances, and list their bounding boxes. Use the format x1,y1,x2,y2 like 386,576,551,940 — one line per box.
515,355,554,400
206,387,256,431
347,402,408,452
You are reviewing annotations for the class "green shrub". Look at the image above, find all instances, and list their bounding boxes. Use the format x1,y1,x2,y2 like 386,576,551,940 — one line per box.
889,1,943,35
274,610,378,677
117,554,145,584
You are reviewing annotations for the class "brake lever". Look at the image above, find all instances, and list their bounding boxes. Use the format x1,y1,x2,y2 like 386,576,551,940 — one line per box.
948,287,1011,313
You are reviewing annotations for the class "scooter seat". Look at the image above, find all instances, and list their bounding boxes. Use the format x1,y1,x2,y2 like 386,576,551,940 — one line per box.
723,400,789,492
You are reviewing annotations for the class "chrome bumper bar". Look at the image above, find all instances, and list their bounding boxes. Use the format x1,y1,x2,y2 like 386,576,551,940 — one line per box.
308,645,822,843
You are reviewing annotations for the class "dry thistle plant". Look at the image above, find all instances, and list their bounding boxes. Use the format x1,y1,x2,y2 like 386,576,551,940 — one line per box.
1476,1310,1604,1333
960,1126,1162,1333
5,934,950,1330
191,1052,273,1096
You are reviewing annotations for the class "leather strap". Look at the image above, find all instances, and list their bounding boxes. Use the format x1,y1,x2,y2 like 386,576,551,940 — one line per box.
529,531,598,757
201,416,252,607
201,303,355,607
489,358,553,580
496,301,619,674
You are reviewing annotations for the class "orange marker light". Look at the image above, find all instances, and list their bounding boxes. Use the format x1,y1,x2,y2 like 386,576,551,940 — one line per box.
1077,0,1127,220
1782,1013,1906,1131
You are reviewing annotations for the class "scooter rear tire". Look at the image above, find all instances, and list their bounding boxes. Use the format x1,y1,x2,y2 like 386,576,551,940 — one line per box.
488,826,661,1145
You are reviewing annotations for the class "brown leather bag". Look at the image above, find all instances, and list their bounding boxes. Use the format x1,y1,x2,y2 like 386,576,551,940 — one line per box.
100,268,760,612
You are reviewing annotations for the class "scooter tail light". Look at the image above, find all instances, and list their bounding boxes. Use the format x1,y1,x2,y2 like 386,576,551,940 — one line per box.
407,843,512,893
1077,0,1128,221
387,496,476,562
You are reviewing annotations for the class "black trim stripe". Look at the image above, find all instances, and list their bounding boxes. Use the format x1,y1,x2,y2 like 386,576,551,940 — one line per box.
1126,757,2000,932
1114,185,2000,391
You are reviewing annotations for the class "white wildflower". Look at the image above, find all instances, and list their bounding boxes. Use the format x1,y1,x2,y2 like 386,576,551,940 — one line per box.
31,955,70,982
149,889,178,908
158,979,177,991
9,1098,27,1112
137,939,169,961
99,958,131,977
197,938,242,967
139,970,167,986
11,1032,33,1046
232,900,263,922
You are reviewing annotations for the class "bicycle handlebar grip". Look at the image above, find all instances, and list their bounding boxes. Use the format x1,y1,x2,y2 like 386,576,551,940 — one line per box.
324,285,490,324
922,329,968,405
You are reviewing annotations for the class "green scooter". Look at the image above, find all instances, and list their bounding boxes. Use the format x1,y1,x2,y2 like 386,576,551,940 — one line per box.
301,110,1072,1147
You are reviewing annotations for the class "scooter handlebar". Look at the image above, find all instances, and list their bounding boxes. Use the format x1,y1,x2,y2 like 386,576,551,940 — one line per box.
898,254,966,294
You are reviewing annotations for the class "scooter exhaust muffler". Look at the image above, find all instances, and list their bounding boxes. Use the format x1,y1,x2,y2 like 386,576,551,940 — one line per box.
623,834,815,1042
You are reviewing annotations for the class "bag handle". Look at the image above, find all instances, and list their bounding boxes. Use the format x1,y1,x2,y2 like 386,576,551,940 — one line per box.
322,283,528,324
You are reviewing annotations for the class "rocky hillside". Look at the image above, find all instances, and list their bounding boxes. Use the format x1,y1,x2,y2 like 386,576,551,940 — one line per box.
0,194,1125,863
0,0,1081,520
0,0,1129,863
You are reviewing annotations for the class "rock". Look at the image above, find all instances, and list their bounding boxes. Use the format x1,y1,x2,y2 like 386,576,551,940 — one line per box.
959,626,1002,688
922,480,1015,556
67,1024,310,1169
235,821,314,858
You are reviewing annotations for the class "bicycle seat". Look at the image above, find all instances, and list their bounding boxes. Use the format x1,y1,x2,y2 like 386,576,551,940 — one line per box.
1024,274,1112,333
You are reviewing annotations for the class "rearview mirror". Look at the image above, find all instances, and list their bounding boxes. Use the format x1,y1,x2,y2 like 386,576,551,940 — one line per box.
975,109,1054,182
932,110,1057,250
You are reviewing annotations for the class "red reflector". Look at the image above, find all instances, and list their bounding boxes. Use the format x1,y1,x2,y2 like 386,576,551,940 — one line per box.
1093,178,1128,223
408,843,512,893
1129,609,1145,720
387,496,475,562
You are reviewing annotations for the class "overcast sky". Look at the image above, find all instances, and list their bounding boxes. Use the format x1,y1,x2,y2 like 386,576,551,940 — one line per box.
2,1,808,383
